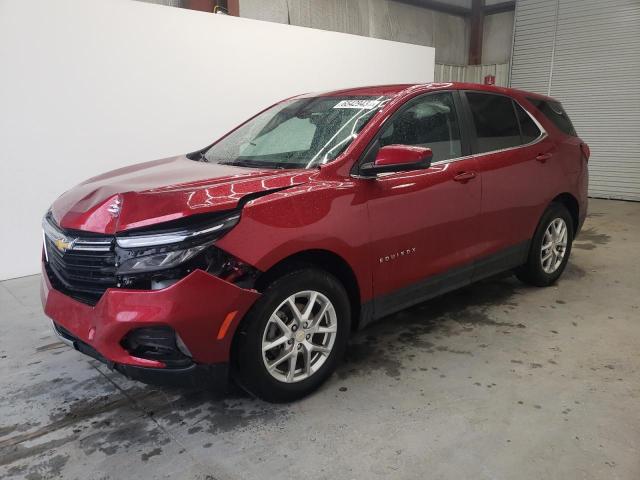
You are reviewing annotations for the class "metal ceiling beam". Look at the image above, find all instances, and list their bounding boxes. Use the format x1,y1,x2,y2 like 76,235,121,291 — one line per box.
483,1,516,15
392,0,470,17
392,0,514,17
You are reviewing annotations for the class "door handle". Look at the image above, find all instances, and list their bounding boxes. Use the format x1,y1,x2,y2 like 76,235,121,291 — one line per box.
536,153,553,163
453,171,477,183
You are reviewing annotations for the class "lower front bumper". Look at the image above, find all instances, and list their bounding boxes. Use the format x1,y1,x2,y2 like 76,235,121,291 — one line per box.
52,320,228,388
41,264,260,368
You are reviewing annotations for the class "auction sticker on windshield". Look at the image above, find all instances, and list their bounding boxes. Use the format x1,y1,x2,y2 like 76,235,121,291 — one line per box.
333,99,381,109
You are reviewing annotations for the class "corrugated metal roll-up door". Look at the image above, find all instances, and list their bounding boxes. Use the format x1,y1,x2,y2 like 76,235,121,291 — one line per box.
510,0,559,94
510,0,640,201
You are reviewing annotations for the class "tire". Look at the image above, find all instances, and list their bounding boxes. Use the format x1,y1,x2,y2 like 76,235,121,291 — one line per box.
232,268,350,402
516,202,574,287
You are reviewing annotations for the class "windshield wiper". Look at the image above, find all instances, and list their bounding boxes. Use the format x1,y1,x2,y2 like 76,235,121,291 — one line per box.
220,159,300,170
220,159,273,169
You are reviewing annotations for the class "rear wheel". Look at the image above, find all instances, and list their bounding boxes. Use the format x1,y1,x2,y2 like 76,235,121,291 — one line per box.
516,202,574,287
233,268,350,402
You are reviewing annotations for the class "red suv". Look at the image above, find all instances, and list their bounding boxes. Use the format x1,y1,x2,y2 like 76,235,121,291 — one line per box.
41,83,589,402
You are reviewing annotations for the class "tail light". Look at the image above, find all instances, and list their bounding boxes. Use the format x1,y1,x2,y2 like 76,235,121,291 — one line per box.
580,143,591,162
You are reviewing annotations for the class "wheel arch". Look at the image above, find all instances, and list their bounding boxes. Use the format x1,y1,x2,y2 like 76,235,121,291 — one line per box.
252,249,362,331
551,192,579,233
228,249,362,375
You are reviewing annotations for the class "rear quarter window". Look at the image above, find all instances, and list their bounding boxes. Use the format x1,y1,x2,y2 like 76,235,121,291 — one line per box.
514,103,542,144
527,98,577,136
466,92,522,153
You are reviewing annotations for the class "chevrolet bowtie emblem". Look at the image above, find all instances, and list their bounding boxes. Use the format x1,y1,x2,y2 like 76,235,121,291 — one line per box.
107,197,122,218
54,238,75,253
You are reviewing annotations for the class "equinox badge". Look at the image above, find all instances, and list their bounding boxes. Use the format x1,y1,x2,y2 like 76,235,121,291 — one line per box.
379,247,417,263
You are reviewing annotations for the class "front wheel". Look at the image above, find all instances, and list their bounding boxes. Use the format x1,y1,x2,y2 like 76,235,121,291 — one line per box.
233,268,350,402
516,202,574,287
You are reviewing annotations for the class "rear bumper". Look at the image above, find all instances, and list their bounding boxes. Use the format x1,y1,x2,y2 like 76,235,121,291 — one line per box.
42,263,260,386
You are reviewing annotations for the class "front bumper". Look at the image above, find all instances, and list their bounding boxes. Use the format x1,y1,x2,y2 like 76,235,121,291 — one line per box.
51,320,227,388
41,263,260,385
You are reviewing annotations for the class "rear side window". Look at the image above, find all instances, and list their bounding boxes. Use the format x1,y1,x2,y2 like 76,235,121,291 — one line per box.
514,103,542,144
527,98,577,136
466,92,522,153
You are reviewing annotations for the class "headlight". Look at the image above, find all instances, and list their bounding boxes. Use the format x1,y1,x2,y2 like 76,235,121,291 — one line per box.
116,245,208,275
115,212,240,276
115,213,240,248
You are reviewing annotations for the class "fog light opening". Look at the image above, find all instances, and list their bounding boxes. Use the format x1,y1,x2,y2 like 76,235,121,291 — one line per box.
175,333,192,358
120,326,192,368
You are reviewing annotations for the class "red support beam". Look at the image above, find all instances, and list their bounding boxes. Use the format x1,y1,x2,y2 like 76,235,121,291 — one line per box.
227,0,239,16
184,0,215,12
184,0,238,14
468,0,485,65
394,0,469,17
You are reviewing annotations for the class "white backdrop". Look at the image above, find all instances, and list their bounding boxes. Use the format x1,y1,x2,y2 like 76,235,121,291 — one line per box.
0,0,435,280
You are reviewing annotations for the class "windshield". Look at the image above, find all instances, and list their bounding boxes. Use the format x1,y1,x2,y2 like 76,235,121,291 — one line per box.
202,95,389,169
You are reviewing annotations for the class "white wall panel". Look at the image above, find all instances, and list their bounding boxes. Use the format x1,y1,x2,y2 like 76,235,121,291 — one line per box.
0,0,434,280
510,0,640,201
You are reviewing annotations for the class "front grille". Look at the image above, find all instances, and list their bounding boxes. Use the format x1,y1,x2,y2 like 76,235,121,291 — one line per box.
44,223,116,306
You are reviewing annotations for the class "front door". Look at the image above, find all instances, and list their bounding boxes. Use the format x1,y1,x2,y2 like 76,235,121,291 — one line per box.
359,91,482,318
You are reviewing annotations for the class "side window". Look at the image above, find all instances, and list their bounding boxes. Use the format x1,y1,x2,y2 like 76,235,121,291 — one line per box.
527,98,577,136
466,92,521,153
514,103,542,144
378,92,462,162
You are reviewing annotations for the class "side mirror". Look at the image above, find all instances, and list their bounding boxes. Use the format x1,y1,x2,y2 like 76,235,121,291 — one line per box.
360,145,433,177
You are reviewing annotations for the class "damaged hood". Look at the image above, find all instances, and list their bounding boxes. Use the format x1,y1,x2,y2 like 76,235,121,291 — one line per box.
51,155,313,234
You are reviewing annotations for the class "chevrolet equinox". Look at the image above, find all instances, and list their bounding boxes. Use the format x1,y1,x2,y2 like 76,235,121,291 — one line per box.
41,83,589,402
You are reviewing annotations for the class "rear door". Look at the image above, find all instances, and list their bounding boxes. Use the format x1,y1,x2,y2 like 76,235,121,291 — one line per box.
359,91,482,317
461,91,557,279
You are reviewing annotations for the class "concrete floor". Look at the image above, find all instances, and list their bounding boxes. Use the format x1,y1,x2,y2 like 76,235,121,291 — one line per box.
0,198,639,480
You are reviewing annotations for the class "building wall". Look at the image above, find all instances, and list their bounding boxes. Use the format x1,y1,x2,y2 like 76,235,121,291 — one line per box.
239,0,469,65
435,62,510,86
137,0,516,67
482,10,514,65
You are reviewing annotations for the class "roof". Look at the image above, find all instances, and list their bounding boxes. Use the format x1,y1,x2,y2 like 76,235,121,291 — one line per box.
314,82,557,102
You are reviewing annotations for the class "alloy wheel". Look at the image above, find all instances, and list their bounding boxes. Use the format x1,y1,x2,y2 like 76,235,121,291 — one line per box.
540,217,568,274
261,290,337,383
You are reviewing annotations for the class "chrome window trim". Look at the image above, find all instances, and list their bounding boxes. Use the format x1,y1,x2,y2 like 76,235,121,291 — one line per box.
458,93,548,161
350,95,548,178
